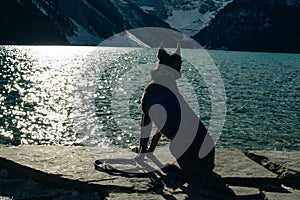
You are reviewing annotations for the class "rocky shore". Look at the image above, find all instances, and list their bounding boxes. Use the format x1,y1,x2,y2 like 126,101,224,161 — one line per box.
0,145,299,200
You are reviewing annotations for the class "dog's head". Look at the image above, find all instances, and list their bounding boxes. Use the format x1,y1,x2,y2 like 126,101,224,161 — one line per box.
156,43,182,78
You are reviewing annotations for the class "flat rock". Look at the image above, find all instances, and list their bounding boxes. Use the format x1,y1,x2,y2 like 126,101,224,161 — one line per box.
0,145,299,200
251,150,300,172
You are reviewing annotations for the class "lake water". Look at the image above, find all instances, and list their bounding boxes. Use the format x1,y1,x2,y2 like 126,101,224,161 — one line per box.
0,46,299,151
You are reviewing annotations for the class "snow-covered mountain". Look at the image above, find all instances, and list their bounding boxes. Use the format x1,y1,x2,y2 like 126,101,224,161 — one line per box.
0,0,231,45
49,0,233,41
129,0,233,36
0,0,171,45
1,0,299,52
35,0,172,45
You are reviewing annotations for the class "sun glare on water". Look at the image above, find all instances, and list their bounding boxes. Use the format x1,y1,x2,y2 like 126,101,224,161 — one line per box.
0,46,96,145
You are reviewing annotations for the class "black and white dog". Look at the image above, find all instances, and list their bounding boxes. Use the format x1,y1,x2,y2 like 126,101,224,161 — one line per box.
138,43,215,176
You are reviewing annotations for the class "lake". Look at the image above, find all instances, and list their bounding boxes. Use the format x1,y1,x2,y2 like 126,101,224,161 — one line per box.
0,46,299,151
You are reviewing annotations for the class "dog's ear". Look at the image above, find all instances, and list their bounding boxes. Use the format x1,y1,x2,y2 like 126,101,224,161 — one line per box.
160,42,165,51
174,43,181,57
158,42,169,60
170,43,182,72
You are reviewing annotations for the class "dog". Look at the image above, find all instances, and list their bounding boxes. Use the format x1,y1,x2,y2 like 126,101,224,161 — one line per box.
138,43,215,177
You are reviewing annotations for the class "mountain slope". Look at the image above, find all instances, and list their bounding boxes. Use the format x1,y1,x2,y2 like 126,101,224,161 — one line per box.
1,0,299,53
0,0,69,44
193,0,300,53
0,0,171,45
129,0,232,36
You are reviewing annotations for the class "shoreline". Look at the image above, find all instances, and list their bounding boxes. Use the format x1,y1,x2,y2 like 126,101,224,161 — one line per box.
0,145,299,199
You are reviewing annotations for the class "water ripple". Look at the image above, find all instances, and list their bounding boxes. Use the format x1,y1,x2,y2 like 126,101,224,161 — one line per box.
0,47,299,151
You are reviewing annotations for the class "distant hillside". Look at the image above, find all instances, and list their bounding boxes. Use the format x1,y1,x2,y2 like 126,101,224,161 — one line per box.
193,0,300,53
0,0,69,44
0,0,299,53
129,0,232,36
0,0,170,45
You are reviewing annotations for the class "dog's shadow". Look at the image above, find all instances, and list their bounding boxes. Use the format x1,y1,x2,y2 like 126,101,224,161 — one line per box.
123,162,296,200
156,165,236,200
95,155,300,199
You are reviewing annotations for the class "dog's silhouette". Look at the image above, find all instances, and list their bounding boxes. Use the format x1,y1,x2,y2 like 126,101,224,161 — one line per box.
139,43,215,177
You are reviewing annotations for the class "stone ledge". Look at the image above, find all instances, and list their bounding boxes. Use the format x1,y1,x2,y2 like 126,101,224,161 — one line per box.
0,145,299,200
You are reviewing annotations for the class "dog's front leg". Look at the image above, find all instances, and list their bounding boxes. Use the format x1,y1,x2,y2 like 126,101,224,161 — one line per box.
147,129,162,153
138,113,152,154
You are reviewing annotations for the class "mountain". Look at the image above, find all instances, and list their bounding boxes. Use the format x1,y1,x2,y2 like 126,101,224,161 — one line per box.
194,0,300,53
59,0,171,44
1,0,299,52
129,0,232,36
0,0,231,45
0,0,171,45
0,0,69,44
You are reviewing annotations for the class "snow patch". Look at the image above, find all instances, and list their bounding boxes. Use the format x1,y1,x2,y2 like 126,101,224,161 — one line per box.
213,0,233,10
166,9,215,36
32,0,48,16
166,9,202,30
100,30,150,47
66,19,102,45
120,0,128,5
81,0,93,9
140,6,154,13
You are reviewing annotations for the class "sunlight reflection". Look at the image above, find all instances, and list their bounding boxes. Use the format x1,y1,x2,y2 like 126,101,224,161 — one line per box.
29,45,94,59
0,46,94,145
